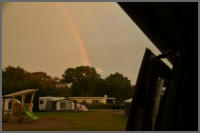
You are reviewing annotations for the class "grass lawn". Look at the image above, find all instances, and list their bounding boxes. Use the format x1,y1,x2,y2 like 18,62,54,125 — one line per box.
2,109,128,131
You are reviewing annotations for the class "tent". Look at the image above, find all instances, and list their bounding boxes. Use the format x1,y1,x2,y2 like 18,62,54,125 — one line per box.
124,98,132,103
124,98,132,116
76,103,88,112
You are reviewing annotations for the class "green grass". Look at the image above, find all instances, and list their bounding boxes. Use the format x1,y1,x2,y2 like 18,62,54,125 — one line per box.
3,109,128,131
35,110,127,131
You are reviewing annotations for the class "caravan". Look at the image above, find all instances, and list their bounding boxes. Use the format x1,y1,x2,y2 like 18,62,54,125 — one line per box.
2,98,21,111
39,97,75,111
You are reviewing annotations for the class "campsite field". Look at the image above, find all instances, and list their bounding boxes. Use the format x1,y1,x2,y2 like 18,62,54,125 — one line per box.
2,109,128,131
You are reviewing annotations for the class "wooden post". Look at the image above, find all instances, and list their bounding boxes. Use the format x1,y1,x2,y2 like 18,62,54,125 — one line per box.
20,95,25,121
10,96,15,121
30,92,35,112
2,99,5,120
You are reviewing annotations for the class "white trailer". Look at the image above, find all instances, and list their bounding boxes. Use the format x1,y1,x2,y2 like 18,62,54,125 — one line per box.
1,98,21,111
38,97,75,111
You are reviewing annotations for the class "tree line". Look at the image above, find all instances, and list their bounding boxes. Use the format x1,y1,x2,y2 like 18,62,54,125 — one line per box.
2,66,135,110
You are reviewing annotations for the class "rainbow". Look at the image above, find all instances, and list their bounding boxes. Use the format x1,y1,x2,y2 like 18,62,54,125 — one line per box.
59,3,90,66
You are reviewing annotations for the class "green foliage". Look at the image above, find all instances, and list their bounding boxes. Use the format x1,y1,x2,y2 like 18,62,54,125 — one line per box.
62,66,102,97
105,72,134,102
2,66,29,94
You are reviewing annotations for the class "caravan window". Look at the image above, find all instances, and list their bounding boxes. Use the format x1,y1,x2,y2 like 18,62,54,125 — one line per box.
92,100,99,104
60,101,66,110
39,100,43,104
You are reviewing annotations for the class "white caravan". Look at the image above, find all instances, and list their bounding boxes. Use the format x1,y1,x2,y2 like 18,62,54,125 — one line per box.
1,98,21,111
39,97,75,111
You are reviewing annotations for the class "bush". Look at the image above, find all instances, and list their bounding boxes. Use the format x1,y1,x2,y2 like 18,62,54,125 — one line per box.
84,103,114,109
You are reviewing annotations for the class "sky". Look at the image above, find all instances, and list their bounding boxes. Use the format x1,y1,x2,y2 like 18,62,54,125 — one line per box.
2,2,171,85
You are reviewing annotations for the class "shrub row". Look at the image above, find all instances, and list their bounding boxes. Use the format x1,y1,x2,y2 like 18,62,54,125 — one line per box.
84,103,114,109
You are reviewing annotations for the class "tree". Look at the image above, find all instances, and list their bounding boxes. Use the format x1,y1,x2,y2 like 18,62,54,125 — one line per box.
2,66,29,95
93,78,107,96
62,66,101,96
2,66,71,111
105,72,134,102
27,72,54,86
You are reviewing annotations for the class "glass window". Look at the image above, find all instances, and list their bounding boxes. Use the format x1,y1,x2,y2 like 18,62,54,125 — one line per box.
92,100,99,104
39,100,43,104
